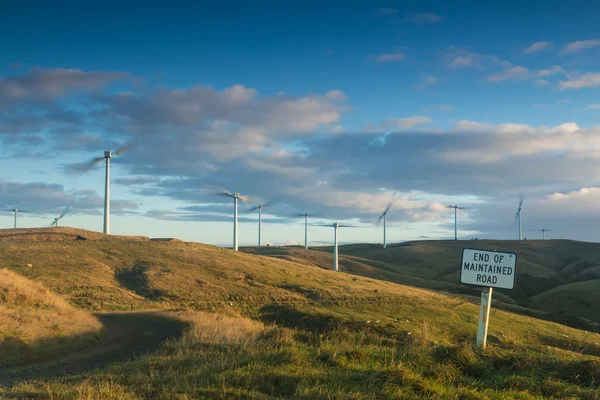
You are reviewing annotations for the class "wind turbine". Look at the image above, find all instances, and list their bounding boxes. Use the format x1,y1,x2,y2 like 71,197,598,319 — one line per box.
311,222,359,272
217,190,252,251
376,202,392,248
50,207,70,227
8,208,29,229
532,229,553,240
77,144,132,234
447,205,465,240
514,196,525,240
248,201,274,246
295,213,315,250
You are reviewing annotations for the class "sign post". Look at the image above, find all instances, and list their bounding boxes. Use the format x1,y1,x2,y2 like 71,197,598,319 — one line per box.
460,248,517,349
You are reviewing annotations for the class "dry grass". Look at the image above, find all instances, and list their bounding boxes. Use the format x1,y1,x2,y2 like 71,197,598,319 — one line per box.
0,268,102,364
166,310,265,347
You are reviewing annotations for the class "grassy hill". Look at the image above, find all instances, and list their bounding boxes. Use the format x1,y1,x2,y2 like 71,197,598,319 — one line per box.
246,240,600,325
0,268,102,365
1,228,599,398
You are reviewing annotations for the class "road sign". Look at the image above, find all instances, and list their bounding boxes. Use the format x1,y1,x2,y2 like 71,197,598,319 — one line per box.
460,248,517,290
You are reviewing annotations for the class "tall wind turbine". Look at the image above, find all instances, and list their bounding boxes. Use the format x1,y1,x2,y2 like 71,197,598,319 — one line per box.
514,196,525,240
376,202,392,248
50,207,70,227
217,190,251,251
532,229,553,240
311,222,358,272
447,205,465,240
248,201,273,246
77,144,132,234
8,208,29,229
295,213,314,250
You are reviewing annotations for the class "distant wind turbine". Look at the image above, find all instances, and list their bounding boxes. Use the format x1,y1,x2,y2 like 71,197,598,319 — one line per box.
447,205,465,240
217,190,252,251
311,222,359,272
8,208,29,229
295,213,315,249
514,195,525,240
376,202,392,248
531,228,553,240
248,201,274,246
50,207,71,227
77,144,132,234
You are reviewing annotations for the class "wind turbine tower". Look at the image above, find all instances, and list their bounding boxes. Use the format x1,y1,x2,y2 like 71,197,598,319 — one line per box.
532,229,553,240
296,213,314,249
249,202,273,246
8,208,28,229
515,196,525,240
218,190,251,251
103,151,111,234
311,222,358,272
447,205,464,240
376,203,392,248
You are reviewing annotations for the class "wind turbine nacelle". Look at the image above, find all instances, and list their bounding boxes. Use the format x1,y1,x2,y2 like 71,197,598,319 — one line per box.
104,151,112,158
234,192,240,198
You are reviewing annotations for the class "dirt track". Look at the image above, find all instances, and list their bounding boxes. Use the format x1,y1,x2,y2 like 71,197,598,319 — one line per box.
0,312,186,386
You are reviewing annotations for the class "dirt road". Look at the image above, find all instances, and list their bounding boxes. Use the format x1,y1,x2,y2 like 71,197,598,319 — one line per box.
0,312,186,386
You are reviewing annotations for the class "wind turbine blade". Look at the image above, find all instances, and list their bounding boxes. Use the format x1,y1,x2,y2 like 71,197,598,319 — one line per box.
309,223,334,227
238,195,252,203
248,205,260,213
58,207,71,219
339,224,361,228
447,205,455,208
113,142,133,156
384,201,392,214
518,194,525,209
216,190,234,198
375,213,384,225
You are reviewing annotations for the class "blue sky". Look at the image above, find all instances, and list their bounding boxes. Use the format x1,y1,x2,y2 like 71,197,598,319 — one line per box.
1,0,600,245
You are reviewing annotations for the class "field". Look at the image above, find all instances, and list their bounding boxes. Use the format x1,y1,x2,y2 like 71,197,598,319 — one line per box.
0,228,599,399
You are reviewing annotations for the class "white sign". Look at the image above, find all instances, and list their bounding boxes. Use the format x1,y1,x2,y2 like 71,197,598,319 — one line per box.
460,248,517,290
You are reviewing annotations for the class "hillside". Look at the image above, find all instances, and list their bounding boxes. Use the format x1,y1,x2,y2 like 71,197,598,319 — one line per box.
1,228,600,398
246,240,600,325
0,268,102,365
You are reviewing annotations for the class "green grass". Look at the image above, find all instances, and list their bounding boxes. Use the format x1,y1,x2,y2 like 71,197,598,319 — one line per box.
245,240,600,324
1,228,600,399
2,306,599,399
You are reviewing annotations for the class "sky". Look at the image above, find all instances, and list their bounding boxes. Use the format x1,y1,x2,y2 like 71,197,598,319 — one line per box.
1,0,600,245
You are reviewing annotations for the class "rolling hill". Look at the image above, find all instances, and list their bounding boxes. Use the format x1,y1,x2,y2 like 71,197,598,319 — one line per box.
1,228,599,398
245,240,600,326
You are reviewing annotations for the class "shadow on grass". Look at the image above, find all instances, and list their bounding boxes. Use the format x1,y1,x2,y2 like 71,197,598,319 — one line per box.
1,312,187,386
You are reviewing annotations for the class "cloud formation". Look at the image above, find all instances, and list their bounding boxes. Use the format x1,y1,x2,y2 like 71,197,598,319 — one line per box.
557,73,600,90
562,39,600,53
375,53,405,62
404,12,441,24
523,41,552,54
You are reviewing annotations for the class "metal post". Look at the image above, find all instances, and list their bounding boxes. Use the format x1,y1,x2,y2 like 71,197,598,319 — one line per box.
383,214,387,248
233,197,238,251
476,287,493,349
333,224,339,272
14,210,17,229
304,214,308,250
103,154,111,234
258,206,262,246
542,230,545,240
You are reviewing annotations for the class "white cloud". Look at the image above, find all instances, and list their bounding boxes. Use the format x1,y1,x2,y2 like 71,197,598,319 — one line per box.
375,53,405,63
534,79,550,86
448,56,475,68
523,41,552,54
404,12,441,24
417,74,438,88
586,104,600,110
486,66,530,82
562,39,600,53
365,116,434,132
536,65,566,77
557,73,600,90
439,105,454,111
